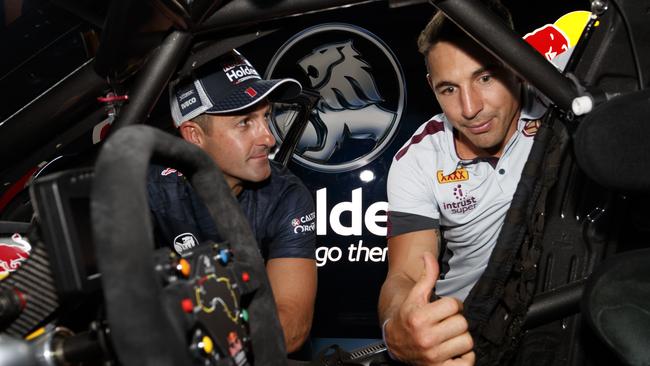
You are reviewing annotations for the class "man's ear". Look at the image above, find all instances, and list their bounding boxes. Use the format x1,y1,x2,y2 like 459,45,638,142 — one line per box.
178,121,204,147
425,73,434,91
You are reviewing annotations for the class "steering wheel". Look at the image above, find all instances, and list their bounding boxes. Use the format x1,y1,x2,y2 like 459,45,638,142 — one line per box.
90,125,287,365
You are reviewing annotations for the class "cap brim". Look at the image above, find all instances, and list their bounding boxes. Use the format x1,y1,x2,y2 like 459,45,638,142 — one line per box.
205,78,302,114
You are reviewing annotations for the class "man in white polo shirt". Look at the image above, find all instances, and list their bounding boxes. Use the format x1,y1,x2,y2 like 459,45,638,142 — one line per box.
378,2,545,365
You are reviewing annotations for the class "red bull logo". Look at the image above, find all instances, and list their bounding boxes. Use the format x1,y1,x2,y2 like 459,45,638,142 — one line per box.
524,24,570,61
0,233,32,280
523,11,592,69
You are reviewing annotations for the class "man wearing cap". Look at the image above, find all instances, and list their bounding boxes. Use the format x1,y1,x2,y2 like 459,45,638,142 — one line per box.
147,50,316,354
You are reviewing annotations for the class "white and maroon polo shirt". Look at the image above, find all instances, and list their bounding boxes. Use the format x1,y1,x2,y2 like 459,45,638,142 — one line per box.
387,101,545,301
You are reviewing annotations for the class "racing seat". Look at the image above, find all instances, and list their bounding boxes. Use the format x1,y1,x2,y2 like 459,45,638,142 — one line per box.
582,248,650,366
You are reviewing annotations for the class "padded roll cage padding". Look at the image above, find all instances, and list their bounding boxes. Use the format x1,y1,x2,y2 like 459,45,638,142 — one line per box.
574,88,650,191
110,31,193,132
91,125,287,365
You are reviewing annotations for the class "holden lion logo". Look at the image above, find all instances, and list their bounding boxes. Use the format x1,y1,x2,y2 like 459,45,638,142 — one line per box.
266,23,405,172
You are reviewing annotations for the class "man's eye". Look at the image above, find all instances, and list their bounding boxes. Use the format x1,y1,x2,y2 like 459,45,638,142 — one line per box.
479,74,492,83
237,119,249,126
439,86,455,95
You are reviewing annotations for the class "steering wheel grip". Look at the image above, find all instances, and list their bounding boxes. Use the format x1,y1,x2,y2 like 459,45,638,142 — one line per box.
91,125,287,366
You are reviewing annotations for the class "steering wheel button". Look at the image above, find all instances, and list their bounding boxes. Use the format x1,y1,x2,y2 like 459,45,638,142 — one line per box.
181,298,194,313
177,258,191,277
240,309,249,322
218,249,230,264
242,272,250,282
200,335,214,354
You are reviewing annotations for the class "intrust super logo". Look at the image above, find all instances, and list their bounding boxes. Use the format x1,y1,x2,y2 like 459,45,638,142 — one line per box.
437,168,469,184
442,184,477,215
266,23,405,173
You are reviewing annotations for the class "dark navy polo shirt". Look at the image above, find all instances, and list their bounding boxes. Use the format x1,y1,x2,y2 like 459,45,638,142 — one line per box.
147,161,316,260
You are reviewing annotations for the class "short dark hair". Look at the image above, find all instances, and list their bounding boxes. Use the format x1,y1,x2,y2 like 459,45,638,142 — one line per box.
417,1,514,58
192,114,213,135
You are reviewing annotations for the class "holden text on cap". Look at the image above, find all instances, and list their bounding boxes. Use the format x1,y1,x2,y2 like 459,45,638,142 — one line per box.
225,65,259,83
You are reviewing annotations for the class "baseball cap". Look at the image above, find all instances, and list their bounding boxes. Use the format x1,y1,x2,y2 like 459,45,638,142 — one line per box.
169,49,302,127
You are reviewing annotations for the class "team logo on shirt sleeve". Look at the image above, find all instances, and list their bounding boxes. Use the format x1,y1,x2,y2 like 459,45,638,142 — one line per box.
523,120,541,137
291,212,316,234
436,168,469,184
161,168,183,177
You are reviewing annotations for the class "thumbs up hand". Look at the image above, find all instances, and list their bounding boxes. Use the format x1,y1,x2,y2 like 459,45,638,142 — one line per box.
383,252,475,365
